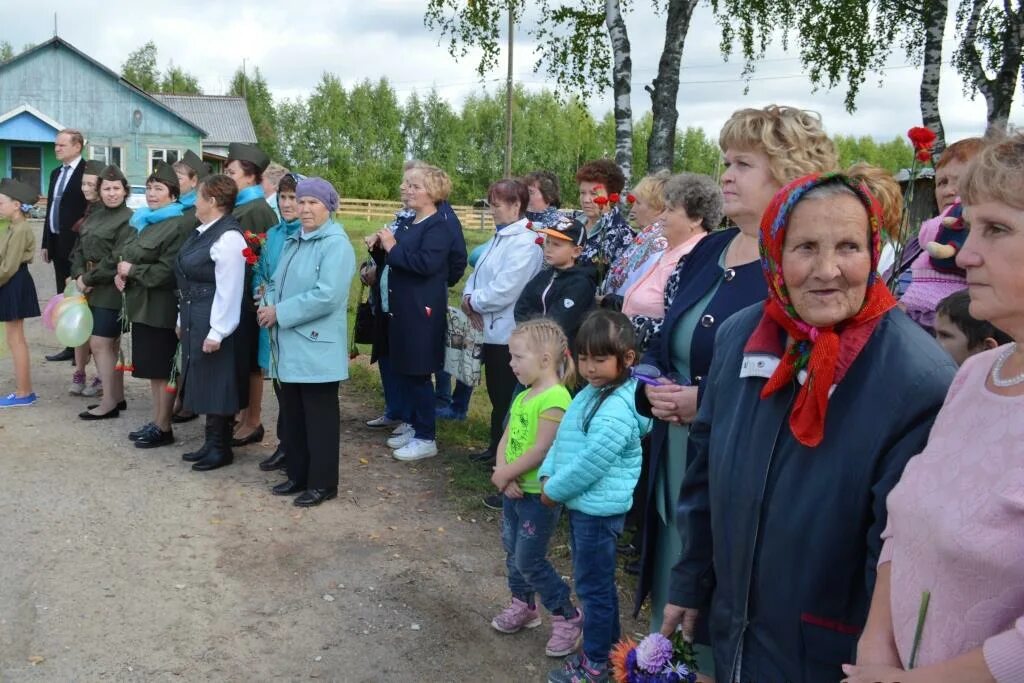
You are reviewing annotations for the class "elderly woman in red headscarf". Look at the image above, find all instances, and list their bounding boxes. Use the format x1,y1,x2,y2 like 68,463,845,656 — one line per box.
658,173,957,683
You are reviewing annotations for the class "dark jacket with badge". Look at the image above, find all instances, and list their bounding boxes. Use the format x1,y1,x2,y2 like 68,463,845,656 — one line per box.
513,262,597,349
378,205,466,376
121,215,192,328
69,204,134,310
668,304,956,683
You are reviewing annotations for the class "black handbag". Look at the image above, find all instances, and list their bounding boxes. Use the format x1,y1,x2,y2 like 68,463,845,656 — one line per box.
353,284,376,345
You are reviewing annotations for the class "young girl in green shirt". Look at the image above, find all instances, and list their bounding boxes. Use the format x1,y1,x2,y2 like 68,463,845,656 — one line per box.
489,318,583,658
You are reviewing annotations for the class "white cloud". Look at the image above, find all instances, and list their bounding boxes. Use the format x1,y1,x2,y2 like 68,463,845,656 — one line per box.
4,0,1020,142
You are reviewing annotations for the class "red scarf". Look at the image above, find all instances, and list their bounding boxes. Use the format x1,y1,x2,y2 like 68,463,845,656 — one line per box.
750,173,897,447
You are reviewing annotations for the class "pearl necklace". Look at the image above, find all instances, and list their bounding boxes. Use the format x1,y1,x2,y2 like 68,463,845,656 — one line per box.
990,343,1024,388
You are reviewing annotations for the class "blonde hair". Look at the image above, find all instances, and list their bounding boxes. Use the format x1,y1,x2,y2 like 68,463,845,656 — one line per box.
263,162,288,185
719,105,839,185
845,162,903,238
509,318,577,389
631,170,671,213
960,133,1024,210
405,163,452,204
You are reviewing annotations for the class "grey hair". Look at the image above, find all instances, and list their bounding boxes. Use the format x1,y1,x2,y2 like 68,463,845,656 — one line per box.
662,172,724,231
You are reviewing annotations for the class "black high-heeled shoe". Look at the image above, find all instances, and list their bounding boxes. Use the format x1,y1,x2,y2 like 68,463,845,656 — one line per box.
231,424,265,447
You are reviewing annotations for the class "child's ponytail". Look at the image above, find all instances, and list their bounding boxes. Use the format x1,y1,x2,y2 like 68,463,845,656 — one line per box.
510,318,575,388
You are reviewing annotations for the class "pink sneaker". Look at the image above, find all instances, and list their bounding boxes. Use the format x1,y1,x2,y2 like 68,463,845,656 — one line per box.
490,597,541,634
545,607,583,657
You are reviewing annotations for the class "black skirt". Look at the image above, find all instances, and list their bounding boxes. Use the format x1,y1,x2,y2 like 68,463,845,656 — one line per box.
0,264,41,322
90,305,122,339
131,322,178,380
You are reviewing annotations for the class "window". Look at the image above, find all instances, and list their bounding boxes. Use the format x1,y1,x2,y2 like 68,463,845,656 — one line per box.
89,145,123,168
11,146,42,193
149,148,182,170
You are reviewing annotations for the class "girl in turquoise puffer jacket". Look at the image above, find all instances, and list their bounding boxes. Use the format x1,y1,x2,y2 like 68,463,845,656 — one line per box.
539,309,651,683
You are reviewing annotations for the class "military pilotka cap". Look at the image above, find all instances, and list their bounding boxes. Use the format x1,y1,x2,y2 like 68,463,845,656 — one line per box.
227,142,270,172
83,160,106,176
0,177,39,205
181,149,211,179
148,160,180,190
99,165,128,183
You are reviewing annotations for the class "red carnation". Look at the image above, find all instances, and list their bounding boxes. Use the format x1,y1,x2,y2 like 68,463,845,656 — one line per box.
608,193,620,204
526,221,534,230
535,236,545,245
907,126,937,152
594,196,609,206
242,247,258,265
916,149,932,163
626,193,636,204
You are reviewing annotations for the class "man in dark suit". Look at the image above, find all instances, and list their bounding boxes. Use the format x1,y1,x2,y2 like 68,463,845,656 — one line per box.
42,128,88,361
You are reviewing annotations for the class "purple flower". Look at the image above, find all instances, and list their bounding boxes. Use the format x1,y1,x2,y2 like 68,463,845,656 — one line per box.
635,633,674,674
662,662,697,683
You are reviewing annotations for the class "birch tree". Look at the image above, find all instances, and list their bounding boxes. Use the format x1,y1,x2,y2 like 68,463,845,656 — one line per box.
711,0,953,152
646,0,701,172
605,0,634,180
953,0,1023,133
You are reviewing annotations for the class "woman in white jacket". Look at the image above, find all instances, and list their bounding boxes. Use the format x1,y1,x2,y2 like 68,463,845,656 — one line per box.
462,179,543,462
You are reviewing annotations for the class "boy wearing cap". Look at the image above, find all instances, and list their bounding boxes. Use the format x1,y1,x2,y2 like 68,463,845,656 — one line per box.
514,217,597,349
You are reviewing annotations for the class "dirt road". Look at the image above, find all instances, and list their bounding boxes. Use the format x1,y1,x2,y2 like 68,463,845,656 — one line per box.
0,250,642,682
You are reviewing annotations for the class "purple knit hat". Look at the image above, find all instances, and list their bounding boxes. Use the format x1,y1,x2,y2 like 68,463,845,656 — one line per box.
296,177,339,212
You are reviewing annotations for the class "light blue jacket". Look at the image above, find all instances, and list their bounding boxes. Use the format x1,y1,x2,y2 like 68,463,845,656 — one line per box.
266,220,355,383
254,218,301,370
539,379,652,516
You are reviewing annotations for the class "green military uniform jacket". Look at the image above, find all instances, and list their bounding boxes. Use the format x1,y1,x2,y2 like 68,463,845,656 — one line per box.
121,215,192,328
232,198,278,234
69,204,134,310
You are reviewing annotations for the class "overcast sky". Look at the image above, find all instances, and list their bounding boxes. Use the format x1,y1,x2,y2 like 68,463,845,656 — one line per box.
4,0,1021,144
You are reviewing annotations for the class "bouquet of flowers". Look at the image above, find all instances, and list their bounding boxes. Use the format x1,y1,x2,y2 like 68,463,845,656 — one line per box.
610,631,699,683
115,291,134,373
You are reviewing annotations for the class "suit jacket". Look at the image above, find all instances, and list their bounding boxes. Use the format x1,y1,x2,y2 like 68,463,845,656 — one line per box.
42,160,87,259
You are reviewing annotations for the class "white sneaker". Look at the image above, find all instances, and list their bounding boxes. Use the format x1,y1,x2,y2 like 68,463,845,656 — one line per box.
393,438,438,461
386,430,415,449
390,422,414,436
81,377,103,397
366,414,402,428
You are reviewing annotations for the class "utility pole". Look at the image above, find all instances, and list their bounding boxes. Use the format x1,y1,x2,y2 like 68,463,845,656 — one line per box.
503,5,514,179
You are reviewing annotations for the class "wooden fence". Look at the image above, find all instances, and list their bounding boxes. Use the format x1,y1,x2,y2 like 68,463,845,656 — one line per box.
335,198,496,230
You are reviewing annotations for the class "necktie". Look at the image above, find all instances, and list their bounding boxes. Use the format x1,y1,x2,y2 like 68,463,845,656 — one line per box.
50,164,71,234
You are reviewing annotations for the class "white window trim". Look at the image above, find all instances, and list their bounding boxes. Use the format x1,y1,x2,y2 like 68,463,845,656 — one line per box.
148,147,185,169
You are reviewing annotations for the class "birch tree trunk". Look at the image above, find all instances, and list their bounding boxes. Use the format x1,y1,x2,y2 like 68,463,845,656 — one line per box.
920,0,948,153
646,0,699,172
958,0,1023,134
605,0,633,184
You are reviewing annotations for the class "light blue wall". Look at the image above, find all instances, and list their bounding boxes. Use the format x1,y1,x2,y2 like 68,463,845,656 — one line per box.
0,41,203,185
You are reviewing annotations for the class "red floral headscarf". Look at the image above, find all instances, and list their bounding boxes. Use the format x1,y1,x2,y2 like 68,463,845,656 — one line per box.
749,172,897,447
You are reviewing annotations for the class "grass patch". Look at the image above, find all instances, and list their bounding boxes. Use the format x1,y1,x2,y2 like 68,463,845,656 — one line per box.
337,216,497,507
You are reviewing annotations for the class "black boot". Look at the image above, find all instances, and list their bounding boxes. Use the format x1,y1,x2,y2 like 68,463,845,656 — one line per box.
192,415,234,471
258,444,287,471
182,416,214,462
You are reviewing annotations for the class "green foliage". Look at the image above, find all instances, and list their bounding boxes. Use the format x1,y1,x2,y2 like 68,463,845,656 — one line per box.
121,41,160,92
0,41,14,62
834,134,914,173
160,63,202,94
230,67,279,160
121,41,202,95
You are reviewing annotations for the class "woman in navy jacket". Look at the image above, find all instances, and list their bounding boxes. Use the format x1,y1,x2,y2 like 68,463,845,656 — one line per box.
632,106,840,661
369,164,466,462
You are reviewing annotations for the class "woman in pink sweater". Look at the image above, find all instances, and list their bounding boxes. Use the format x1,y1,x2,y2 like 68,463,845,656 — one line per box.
844,135,1024,683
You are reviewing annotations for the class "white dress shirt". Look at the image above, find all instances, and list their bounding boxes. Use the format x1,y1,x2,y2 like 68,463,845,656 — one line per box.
193,220,247,343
